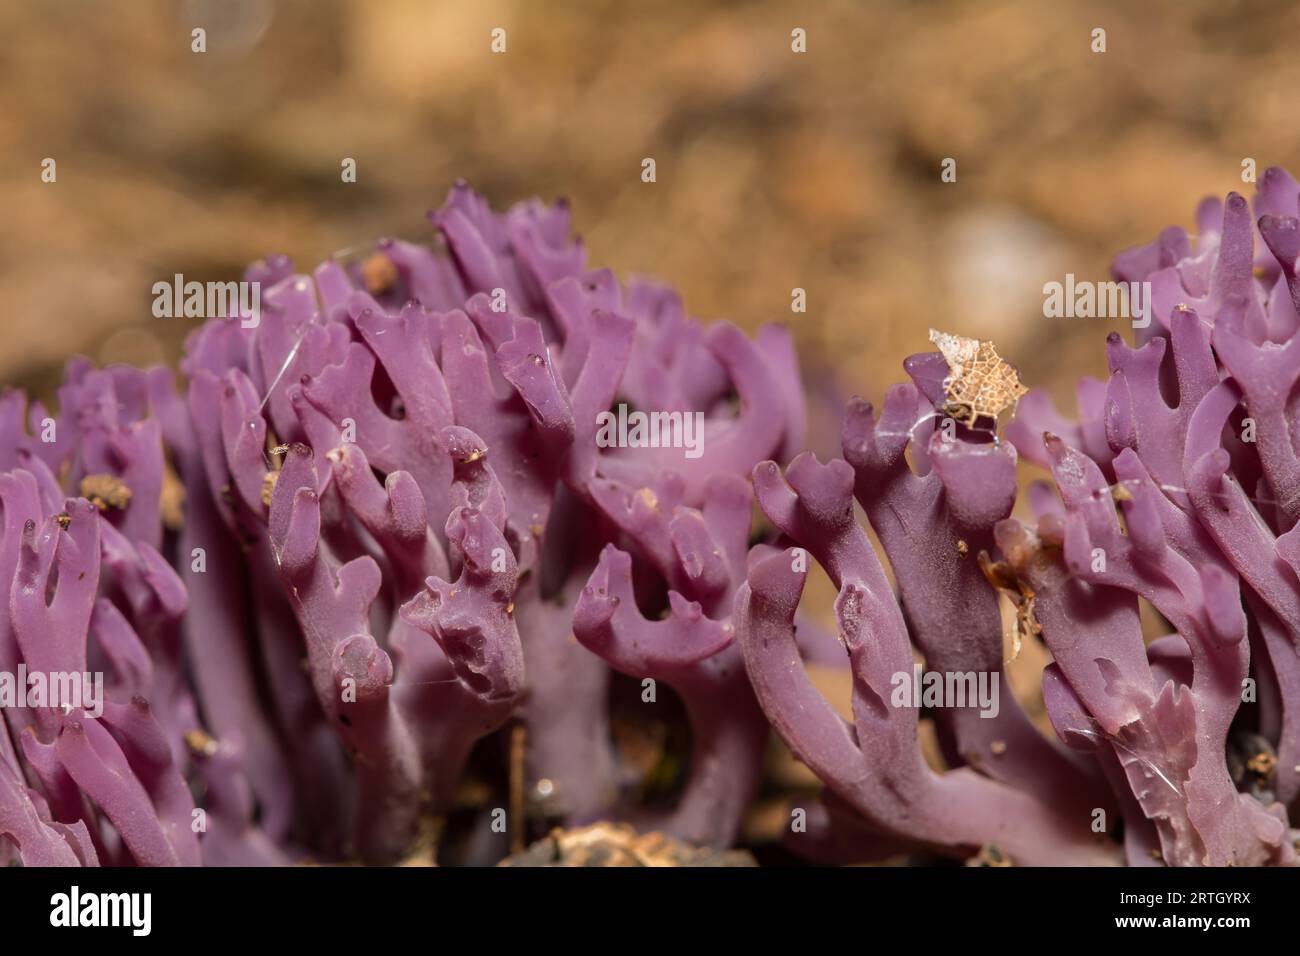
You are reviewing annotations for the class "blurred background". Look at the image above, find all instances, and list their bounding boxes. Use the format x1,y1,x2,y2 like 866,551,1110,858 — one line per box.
3,0,1298,436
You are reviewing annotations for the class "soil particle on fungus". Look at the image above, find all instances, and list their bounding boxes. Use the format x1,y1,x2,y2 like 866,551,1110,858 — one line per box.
261,470,279,508
968,844,1012,867
184,729,219,757
361,252,399,295
499,823,757,867
161,458,186,530
80,473,132,512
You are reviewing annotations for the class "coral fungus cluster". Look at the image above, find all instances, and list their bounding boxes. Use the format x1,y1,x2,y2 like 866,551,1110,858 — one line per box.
2,172,1298,866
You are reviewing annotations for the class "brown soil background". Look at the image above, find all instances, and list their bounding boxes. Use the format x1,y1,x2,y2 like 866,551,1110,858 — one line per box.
5,0,1298,423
